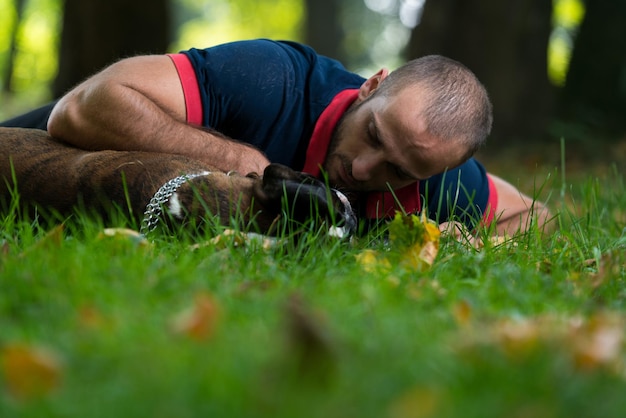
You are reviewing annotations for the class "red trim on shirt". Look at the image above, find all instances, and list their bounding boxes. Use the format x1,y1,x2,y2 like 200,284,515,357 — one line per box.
302,89,360,177
482,174,498,226
365,183,421,219
167,53,203,126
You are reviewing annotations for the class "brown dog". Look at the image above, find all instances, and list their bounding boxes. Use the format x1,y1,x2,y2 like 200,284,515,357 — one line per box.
0,127,356,236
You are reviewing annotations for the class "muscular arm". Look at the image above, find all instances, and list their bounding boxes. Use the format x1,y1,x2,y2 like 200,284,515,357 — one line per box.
47,55,270,175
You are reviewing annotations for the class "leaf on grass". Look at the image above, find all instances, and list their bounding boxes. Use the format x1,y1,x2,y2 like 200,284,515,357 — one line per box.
456,313,626,373
587,251,624,290
39,224,65,248
76,305,108,331
452,299,473,327
19,224,65,257
190,229,278,251
1,344,62,400
387,385,442,418
98,228,150,247
170,292,221,341
355,249,391,274
284,294,337,385
1,240,10,257
492,318,541,359
356,212,441,274
568,313,624,371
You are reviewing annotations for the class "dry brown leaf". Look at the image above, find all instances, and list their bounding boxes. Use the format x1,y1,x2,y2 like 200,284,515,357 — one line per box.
493,319,541,359
284,294,336,385
76,305,109,331
456,313,626,373
19,224,64,258
1,343,63,400
387,385,442,418
170,293,221,341
452,300,473,327
568,313,624,371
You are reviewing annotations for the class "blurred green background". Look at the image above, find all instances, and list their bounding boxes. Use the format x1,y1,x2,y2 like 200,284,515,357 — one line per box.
1,0,625,148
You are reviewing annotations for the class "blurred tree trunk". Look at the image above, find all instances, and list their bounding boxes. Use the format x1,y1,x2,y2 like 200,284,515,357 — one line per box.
559,0,626,136
53,0,170,98
304,0,344,61
2,0,26,94
406,0,555,144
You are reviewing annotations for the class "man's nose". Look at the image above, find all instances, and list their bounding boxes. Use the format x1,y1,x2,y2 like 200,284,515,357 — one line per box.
351,151,385,182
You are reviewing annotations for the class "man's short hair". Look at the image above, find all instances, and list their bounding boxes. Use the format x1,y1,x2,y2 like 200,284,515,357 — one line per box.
380,55,493,158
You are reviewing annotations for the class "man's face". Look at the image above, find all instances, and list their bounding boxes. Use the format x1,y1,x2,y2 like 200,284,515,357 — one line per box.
323,82,469,192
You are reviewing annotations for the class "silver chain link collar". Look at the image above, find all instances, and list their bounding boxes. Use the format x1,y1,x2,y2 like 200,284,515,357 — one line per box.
139,171,211,236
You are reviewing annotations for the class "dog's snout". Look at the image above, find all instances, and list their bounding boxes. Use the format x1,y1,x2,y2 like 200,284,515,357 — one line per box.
332,189,357,236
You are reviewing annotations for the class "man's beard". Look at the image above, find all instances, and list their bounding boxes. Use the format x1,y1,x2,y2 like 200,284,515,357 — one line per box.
322,100,364,191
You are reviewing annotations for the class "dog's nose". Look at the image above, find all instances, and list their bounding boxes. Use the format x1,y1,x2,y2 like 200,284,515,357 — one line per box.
332,189,357,237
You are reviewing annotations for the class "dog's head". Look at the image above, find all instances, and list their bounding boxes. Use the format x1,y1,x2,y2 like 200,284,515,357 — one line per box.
255,164,357,238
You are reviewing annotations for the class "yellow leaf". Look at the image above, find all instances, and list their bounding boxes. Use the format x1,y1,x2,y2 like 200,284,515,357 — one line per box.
397,214,440,271
170,293,221,341
388,212,425,250
202,229,278,251
355,249,391,274
98,228,150,247
1,344,62,400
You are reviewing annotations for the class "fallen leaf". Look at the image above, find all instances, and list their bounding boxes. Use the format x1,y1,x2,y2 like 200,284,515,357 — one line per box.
98,228,150,247
1,343,63,400
452,299,473,327
193,229,278,251
387,385,442,418
355,249,391,274
284,294,336,385
76,305,108,331
19,224,64,258
170,292,221,341
357,212,441,274
569,313,624,371
493,319,541,359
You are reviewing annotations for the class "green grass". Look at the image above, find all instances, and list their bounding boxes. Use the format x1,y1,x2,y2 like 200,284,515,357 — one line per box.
0,164,625,418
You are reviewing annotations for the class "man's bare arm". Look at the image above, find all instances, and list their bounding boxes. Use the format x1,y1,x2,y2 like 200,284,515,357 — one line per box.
439,174,553,243
47,55,270,175
488,174,552,236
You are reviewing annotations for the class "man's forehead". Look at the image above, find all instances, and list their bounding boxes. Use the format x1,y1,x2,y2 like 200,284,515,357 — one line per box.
376,94,468,179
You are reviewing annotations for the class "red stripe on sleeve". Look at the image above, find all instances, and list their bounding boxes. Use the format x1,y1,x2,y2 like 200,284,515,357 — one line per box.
302,89,360,176
167,53,203,126
482,174,498,226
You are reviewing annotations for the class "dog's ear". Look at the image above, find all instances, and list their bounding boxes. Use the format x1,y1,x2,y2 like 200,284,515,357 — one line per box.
257,163,323,204
263,163,314,184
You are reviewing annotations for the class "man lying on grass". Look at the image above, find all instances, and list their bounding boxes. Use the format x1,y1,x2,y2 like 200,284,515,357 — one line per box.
0,39,551,236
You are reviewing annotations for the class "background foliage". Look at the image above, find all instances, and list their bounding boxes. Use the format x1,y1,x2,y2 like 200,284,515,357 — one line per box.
4,0,625,146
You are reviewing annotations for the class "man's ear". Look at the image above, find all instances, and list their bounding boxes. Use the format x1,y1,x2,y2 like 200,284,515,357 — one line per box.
357,68,390,102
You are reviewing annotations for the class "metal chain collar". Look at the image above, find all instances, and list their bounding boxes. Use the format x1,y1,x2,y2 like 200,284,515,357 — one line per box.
140,171,211,236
